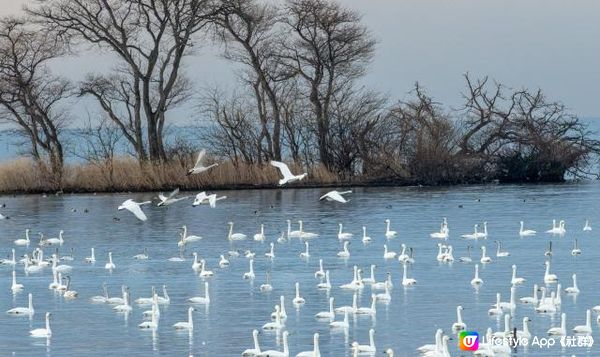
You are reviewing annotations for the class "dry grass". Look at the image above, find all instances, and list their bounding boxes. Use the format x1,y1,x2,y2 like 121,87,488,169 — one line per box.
0,157,348,194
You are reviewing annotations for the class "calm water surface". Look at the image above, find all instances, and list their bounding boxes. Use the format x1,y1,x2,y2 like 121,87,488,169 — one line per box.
1,183,599,356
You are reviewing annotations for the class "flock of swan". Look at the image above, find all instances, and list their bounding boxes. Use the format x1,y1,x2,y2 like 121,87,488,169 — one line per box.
1,155,598,356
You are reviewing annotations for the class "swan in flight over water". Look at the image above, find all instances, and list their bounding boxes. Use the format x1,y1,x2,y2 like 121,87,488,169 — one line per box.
157,188,189,207
187,149,218,175
118,199,151,221
192,192,227,207
320,190,352,203
270,160,307,185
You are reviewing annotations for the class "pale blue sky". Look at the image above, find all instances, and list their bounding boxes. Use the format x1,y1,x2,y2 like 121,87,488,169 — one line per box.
2,0,600,118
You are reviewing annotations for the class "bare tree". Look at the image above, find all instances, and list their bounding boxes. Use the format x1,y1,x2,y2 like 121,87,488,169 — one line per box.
279,0,376,169
212,0,286,162
76,115,123,186
29,0,219,162
0,18,72,184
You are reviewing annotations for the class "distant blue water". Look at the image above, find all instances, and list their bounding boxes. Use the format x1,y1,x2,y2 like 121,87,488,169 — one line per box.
1,184,600,356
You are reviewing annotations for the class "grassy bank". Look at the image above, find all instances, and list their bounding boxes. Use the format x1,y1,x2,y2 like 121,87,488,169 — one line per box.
0,158,357,194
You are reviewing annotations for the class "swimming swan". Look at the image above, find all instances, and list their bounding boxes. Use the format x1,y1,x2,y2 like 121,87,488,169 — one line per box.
7,293,34,316
351,329,376,353
384,219,397,238
452,305,466,331
30,312,51,338
293,282,305,305
242,329,261,356
565,274,579,294
105,252,116,270
173,307,195,330
519,221,536,236
189,282,210,304
548,313,566,336
257,330,289,356
228,222,247,241
315,297,335,319
296,332,320,357
572,309,592,334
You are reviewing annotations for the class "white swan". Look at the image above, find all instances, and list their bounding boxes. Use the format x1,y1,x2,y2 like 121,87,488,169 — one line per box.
199,259,214,278
573,309,592,334
547,219,566,234
287,220,302,238
138,301,158,329
90,283,109,303
189,281,210,304
317,270,331,290
372,272,393,290
571,239,582,255
375,283,391,302
462,224,480,239
136,286,157,305
383,244,396,259
118,199,151,221
14,229,31,246
383,349,394,356
52,254,72,273
264,243,275,260
492,314,512,339
270,160,307,185
351,329,376,353
535,288,556,313
30,312,51,338
337,223,353,240
105,252,116,270
565,274,579,294
330,310,349,329
458,245,472,263
583,219,592,231
173,307,195,330
513,317,531,339
452,305,466,331
133,248,149,260
430,218,449,239
297,333,320,357
475,221,488,239
179,225,203,247
62,276,78,299
362,264,376,284
361,226,371,243
337,241,350,258
495,241,510,257
157,188,190,207
417,329,442,354
113,289,132,312
300,241,310,258
544,261,558,283
218,254,230,268
315,297,335,319
187,149,218,175
263,305,284,330
488,293,502,315
191,253,202,271
355,294,376,315
11,270,24,293
228,222,247,241
243,259,255,280
253,224,266,242
299,224,319,239
384,219,397,238
271,296,288,320
520,284,538,304
519,221,536,236
314,259,325,278
511,265,526,285
480,246,491,263
7,293,34,316
0,248,16,266
23,255,44,274
156,285,170,305
293,282,305,305
257,330,289,357
85,247,96,263
242,329,261,356
339,266,363,290
496,286,516,311
548,312,567,336
320,190,351,203
471,264,483,286
45,230,65,245
436,243,447,262
260,271,273,292
335,293,358,314
441,245,454,262
401,263,417,286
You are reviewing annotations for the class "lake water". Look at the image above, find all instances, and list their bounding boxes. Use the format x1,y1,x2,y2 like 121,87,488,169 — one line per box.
1,183,599,356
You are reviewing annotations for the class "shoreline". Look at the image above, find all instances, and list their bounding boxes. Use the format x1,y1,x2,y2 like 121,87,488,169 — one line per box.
0,157,585,196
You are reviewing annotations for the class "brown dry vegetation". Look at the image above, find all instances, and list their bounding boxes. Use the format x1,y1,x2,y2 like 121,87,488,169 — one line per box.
0,158,346,194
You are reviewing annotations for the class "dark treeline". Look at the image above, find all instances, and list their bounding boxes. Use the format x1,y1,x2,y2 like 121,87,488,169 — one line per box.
0,0,598,192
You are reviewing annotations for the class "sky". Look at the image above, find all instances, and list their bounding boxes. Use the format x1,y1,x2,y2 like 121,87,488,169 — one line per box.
1,0,600,118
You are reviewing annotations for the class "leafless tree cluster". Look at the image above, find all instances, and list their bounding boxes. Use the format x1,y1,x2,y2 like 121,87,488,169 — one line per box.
0,18,72,185
0,0,597,186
